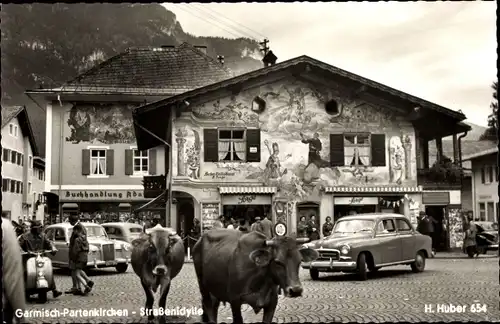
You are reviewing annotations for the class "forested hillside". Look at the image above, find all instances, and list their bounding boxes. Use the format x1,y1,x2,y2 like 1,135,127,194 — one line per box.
1,4,263,156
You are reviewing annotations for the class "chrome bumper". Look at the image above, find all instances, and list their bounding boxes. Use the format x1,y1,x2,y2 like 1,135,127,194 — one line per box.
88,257,130,268
302,259,357,271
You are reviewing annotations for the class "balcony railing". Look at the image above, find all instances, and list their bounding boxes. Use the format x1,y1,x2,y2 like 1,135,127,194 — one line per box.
142,175,167,199
417,168,462,190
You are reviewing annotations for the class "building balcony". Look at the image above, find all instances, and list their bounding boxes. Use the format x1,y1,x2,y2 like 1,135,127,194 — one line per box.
142,175,167,199
417,168,462,190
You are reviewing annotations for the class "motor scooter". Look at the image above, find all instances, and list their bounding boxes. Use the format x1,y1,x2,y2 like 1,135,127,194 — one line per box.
22,250,56,303
464,231,497,258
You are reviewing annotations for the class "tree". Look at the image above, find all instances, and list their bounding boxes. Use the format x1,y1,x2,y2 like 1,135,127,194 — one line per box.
479,81,498,141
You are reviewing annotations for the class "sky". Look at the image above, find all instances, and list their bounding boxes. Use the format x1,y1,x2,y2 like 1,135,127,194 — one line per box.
163,2,497,127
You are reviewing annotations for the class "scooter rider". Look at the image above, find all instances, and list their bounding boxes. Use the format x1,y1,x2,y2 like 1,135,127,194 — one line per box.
18,220,62,298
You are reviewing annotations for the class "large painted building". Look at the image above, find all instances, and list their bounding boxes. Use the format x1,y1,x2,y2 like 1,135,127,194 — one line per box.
133,55,470,250
25,43,232,223
1,105,45,221
462,146,498,222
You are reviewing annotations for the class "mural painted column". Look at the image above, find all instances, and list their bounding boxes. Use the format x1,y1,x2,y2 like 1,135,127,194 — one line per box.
403,135,412,179
175,128,188,176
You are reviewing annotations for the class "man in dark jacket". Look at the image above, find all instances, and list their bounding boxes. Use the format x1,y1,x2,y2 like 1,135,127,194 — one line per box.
417,211,437,257
66,214,87,294
18,220,62,298
260,214,274,238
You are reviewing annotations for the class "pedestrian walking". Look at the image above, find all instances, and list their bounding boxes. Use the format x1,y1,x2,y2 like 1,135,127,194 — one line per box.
260,214,273,238
417,211,437,257
2,215,26,324
66,214,89,295
250,217,264,233
71,224,94,295
322,216,334,237
307,215,320,241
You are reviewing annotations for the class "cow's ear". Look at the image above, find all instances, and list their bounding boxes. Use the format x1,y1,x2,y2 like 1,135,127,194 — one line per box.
299,248,319,263
249,249,272,267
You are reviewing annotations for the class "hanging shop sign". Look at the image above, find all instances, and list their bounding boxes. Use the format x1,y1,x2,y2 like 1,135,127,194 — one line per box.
62,190,146,201
274,222,287,237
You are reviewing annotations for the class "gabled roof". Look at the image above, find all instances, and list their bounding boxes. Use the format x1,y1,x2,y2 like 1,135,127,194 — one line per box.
25,42,232,96
1,105,39,156
134,55,467,121
462,145,498,161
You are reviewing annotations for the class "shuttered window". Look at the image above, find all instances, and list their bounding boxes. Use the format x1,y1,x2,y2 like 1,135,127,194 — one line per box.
106,150,114,175
2,148,9,162
344,133,371,166
82,150,91,175
370,134,386,167
488,165,494,183
10,151,16,163
246,129,261,162
2,178,9,192
480,167,485,184
10,180,15,193
204,129,219,162
329,134,344,166
125,149,134,175
82,149,112,176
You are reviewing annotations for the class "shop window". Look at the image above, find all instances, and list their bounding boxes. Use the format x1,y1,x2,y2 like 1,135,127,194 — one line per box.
90,149,106,175
218,129,246,162
478,203,486,221
133,149,149,175
344,133,371,167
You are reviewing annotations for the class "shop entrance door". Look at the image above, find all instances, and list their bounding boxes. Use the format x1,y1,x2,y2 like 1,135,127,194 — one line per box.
425,206,447,251
296,202,320,237
177,199,194,238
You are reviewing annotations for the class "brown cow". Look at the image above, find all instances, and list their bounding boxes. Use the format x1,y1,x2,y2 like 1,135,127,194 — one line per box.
192,229,318,323
131,225,185,323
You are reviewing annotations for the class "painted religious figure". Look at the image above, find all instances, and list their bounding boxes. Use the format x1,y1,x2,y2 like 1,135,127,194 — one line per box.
263,140,287,180
66,105,91,143
300,132,327,168
389,136,406,184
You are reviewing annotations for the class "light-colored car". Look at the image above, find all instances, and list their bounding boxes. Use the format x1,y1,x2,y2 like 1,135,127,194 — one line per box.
44,222,132,273
301,213,432,281
102,222,143,243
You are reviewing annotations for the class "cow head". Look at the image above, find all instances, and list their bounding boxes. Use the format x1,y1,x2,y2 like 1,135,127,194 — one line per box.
143,225,181,280
249,236,318,298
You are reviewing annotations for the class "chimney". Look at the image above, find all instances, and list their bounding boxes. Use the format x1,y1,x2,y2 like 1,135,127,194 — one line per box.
262,50,278,67
194,45,208,55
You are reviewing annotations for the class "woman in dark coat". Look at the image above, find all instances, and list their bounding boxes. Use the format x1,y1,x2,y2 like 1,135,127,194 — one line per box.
308,215,320,241
297,216,308,238
70,225,94,295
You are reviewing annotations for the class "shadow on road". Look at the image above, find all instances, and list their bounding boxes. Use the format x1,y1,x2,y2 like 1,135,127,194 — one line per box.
315,268,437,281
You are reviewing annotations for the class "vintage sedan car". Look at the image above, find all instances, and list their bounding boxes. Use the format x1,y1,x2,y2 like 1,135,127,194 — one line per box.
44,222,132,273
474,221,499,252
102,222,143,243
301,213,432,281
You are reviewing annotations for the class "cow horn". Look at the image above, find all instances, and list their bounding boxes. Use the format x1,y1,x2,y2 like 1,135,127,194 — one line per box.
265,240,275,246
295,237,310,244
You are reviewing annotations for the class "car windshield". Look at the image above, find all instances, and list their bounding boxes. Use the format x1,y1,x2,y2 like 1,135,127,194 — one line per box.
69,226,107,238
332,219,375,234
477,222,498,231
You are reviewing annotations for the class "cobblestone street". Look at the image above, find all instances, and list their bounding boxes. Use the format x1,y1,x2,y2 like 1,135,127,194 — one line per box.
24,254,500,323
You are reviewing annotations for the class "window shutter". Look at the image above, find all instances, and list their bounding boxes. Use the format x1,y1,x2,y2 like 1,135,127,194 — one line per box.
481,167,485,184
203,129,219,162
246,129,261,162
329,134,344,166
371,134,386,167
488,165,494,183
149,149,157,175
125,149,134,175
20,154,24,166
82,149,91,175
106,150,114,175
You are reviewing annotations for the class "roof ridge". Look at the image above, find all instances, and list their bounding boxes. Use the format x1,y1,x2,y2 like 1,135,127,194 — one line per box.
1,105,24,128
178,42,233,76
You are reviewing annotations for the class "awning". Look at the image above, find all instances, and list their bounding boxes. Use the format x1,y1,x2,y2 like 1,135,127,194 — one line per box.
133,191,166,212
219,187,277,194
62,203,79,208
325,186,423,193
119,203,131,208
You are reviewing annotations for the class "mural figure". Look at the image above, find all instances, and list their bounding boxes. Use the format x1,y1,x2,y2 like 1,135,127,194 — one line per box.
263,140,288,180
403,135,412,179
186,130,201,179
66,105,91,143
65,104,136,144
177,127,201,179
389,136,406,184
175,128,188,176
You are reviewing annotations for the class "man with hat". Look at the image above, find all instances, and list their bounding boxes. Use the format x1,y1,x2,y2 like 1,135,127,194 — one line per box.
416,211,437,257
18,220,62,298
250,216,264,234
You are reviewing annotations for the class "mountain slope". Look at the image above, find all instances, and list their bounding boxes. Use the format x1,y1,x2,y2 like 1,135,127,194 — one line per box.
1,4,263,157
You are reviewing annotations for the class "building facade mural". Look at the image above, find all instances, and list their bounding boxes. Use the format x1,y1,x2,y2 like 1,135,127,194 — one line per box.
173,78,418,203
65,103,138,144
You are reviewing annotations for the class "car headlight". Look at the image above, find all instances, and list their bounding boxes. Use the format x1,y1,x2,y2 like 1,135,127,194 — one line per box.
122,243,131,251
340,244,350,255
89,245,99,254
36,261,45,268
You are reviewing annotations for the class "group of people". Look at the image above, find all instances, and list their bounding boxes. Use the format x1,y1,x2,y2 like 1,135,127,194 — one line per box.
209,214,275,239
2,213,95,323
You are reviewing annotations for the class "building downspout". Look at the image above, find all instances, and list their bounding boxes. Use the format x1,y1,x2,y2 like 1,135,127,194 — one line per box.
58,99,65,223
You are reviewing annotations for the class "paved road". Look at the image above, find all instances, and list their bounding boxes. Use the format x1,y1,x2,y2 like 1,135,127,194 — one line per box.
23,255,500,323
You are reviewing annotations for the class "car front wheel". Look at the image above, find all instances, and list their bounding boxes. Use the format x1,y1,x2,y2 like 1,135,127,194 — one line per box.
309,269,319,280
410,251,426,273
116,264,128,273
356,253,368,281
